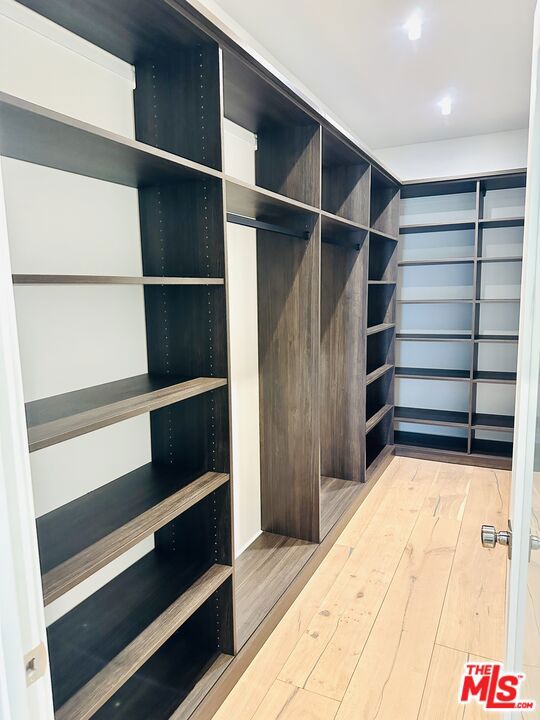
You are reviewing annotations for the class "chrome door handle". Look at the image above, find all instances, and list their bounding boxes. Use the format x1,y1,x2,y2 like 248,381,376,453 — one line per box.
481,524,512,558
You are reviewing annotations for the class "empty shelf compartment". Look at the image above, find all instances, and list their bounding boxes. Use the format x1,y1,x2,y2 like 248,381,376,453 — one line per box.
92,585,234,720
37,467,230,605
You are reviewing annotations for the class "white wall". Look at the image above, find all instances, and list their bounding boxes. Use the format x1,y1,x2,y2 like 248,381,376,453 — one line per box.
376,129,528,182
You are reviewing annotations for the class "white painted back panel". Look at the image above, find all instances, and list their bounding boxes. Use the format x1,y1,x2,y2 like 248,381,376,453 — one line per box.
223,120,262,557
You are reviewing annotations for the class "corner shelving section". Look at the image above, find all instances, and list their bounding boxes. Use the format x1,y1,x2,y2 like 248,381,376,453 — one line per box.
394,171,525,469
365,168,399,476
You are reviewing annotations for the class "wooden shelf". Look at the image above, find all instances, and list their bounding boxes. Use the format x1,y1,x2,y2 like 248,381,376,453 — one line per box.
321,211,368,248
13,275,225,286
398,257,474,267
93,645,232,720
477,298,520,305
38,469,229,606
370,228,398,242
225,175,318,225
321,210,368,234
366,363,394,385
396,367,470,381
396,332,472,342
478,256,523,263
474,334,519,343
473,370,517,383
399,256,522,267
235,532,316,649
479,217,525,228
366,322,395,336
395,406,468,427
49,556,232,720
0,91,220,188
366,403,393,433
320,476,362,539
395,430,468,454
472,413,514,430
14,0,210,65
400,220,476,235
26,374,227,453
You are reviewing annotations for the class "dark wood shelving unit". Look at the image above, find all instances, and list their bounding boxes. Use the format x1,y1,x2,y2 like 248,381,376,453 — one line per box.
395,171,525,470
365,176,399,470
6,1,403,718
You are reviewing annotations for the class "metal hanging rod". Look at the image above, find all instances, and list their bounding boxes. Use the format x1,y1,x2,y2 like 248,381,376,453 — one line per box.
226,213,309,240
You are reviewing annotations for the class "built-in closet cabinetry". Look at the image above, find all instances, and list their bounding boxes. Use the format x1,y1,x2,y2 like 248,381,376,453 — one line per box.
1,1,399,719
395,172,526,470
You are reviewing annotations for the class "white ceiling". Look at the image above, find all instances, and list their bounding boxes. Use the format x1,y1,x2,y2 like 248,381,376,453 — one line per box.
209,0,536,150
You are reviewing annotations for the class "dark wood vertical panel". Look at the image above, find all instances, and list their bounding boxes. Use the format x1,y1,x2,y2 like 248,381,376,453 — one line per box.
320,241,366,482
257,218,320,542
256,124,321,207
217,46,238,653
135,43,222,169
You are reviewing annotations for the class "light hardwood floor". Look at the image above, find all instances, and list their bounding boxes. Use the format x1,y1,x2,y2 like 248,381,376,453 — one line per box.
212,456,510,720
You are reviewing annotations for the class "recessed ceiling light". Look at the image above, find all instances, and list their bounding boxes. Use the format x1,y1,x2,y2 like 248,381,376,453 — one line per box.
438,96,452,116
404,9,422,41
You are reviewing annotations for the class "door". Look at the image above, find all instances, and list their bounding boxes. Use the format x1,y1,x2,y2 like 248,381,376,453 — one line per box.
496,1,540,714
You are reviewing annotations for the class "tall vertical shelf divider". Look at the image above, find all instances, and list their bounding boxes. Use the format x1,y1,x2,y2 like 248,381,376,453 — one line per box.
5,2,399,719
395,171,526,470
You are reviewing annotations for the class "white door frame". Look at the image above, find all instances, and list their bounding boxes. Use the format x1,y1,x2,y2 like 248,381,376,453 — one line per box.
0,160,53,720
506,0,540,681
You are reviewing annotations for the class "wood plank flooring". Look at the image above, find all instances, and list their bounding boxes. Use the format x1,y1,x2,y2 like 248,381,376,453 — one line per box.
212,457,510,720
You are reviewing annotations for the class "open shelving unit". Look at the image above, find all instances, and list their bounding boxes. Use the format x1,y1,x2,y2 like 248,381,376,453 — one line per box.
395,171,525,469
1,1,399,719
365,173,399,474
